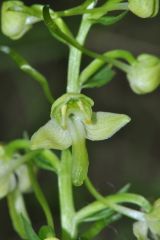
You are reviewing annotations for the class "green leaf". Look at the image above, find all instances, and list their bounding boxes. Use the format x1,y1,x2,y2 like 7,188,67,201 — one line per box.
85,112,131,141
0,46,54,104
7,188,30,239
90,11,127,26
21,215,41,240
82,66,115,89
38,225,55,239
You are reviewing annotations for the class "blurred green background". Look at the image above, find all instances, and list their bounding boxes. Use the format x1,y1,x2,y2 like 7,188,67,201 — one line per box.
0,0,160,239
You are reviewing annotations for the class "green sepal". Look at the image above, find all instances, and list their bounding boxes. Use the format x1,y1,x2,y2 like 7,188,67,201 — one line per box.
82,66,115,89
7,188,30,239
30,119,72,150
90,11,127,26
85,112,131,141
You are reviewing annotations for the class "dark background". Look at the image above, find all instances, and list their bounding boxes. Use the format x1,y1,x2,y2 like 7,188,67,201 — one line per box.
0,0,160,239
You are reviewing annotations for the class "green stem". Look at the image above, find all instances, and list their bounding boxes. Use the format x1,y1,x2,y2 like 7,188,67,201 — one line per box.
55,2,128,18
85,177,149,221
5,139,30,157
28,163,55,232
67,17,92,93
79,50,134,85
58,150,76,240
75,193,151,224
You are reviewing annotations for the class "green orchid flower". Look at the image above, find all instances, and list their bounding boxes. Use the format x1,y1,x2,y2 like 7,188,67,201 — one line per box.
1,1,41,40
31,93,130,186
0,147,31,199
128,0,159,18
133,199,160,240
127,54,160,94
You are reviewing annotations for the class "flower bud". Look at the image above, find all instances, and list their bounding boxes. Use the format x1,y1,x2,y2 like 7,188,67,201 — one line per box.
127,54,160,94
128,0,159,18
1,1,39,40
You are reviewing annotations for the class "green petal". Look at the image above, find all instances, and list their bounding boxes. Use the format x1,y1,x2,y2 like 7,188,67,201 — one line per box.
30,119,72,150
85,112,131,141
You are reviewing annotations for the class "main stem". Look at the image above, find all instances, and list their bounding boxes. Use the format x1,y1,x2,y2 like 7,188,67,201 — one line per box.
58,150,76,240
67,15,91,93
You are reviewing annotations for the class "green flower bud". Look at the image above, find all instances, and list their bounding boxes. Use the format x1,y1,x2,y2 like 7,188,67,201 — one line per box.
128,0,159,18
1,1,40,40
127,54,160,94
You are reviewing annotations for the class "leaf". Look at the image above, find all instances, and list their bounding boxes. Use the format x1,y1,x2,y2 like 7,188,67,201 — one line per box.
91,11,127,26
21,215,41,240
85,112,131,141
0,46,54,103
82,66,115,89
